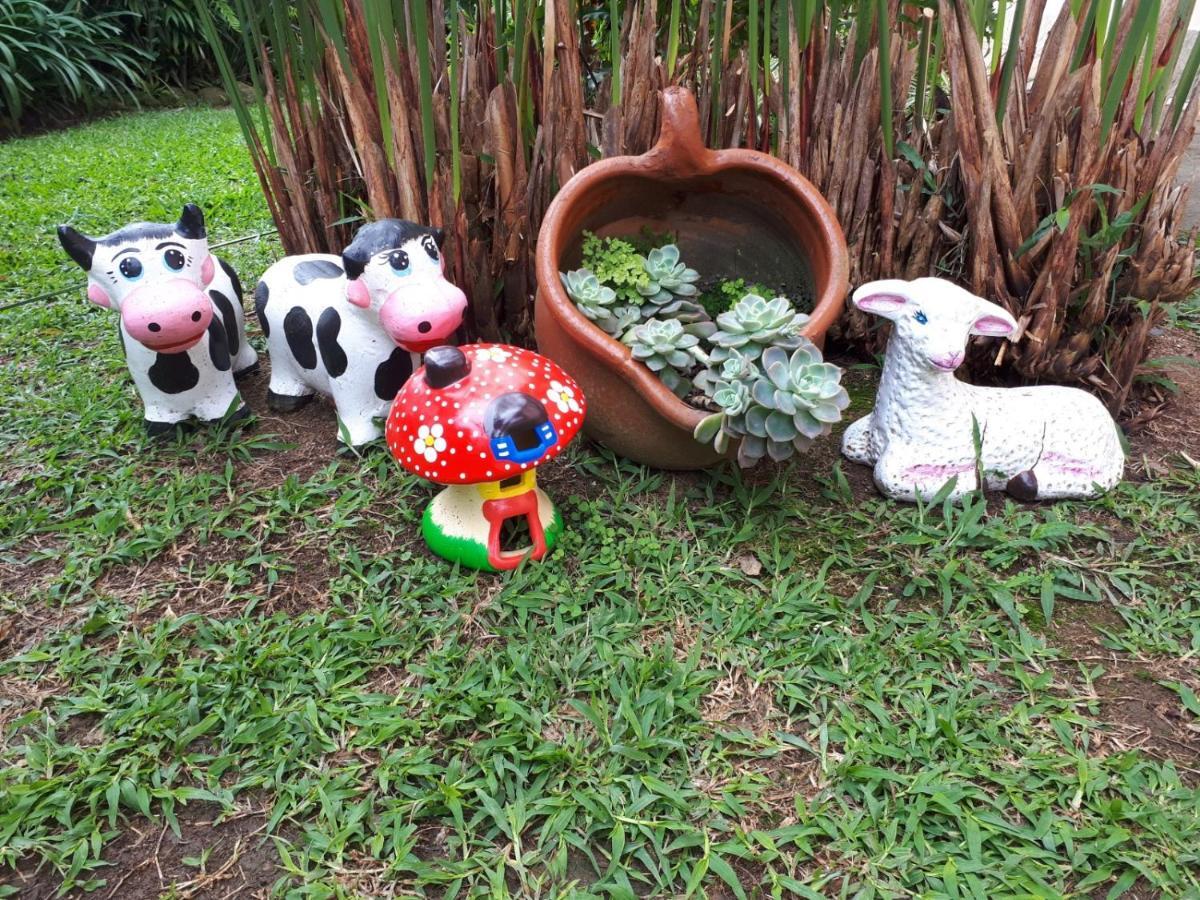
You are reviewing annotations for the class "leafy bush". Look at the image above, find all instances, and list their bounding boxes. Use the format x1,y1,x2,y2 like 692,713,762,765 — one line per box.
0,0,244,131
0,0,148,127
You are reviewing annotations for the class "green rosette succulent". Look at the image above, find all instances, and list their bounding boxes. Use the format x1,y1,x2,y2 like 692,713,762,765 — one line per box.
738,342,848,464
709,341,848,466
561,269,615,319
561,268,640,338
638,244,700,304
624,317,706,398
709,293,811,363
635,245,714,337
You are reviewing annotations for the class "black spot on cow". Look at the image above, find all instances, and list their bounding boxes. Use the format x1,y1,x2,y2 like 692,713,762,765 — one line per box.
254,281,270,337
316,307,348,377
148,351,200,394
283,306,317,370
294,259,344,285
374,346,415,400
218,257,243,301
208,289,240,359
207,316,232,372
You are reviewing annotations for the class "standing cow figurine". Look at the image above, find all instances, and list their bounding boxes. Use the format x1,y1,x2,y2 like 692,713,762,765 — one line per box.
57,204,258,436
254,219,468,449
843,278,1124,502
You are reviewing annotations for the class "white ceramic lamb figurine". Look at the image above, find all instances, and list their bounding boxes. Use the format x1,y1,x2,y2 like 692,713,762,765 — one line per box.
842,278,1124,502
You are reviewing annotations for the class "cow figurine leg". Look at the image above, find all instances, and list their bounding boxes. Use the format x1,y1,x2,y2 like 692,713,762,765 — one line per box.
254,220,468,451
57,204,255,436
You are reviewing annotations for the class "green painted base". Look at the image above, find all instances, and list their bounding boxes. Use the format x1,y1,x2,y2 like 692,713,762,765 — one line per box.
421,485,564,572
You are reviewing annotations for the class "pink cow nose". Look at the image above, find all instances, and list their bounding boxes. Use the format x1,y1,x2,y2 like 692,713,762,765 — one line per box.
121,279,212,352
380,279,468,352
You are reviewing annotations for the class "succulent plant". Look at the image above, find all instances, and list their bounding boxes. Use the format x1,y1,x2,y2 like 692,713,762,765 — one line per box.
638,244,701,304
709,293,811,363
624,317,707,397
561,269,616,319
561,268,641,338
695,341,848,466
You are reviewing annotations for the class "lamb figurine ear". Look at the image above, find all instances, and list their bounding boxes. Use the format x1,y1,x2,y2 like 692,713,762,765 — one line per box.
970,299,1018,340
852,280,911,321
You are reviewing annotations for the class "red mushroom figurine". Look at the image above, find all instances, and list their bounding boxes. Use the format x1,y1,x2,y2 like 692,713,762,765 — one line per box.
386,343,586,571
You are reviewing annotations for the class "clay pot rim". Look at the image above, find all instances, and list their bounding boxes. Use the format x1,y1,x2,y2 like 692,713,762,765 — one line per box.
535,87,850,436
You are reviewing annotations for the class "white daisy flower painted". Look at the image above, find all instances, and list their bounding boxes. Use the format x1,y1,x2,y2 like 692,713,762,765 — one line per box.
476,347,512,362
546,380,580,414
412,423,447,463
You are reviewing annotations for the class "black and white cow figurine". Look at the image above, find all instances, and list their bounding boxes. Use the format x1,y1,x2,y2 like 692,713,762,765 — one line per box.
254,219,468,448
56,204,258,436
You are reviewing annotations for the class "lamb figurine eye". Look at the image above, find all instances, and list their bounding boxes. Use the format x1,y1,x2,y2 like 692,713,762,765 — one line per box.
914,310,928,325
388,250,411,274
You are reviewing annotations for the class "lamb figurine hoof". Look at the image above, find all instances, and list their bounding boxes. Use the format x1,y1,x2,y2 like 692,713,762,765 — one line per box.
57,204,257,437
254,220,468,450
842,278,1124,503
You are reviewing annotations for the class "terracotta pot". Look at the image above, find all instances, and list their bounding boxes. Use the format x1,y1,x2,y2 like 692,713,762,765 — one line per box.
534,87,849,470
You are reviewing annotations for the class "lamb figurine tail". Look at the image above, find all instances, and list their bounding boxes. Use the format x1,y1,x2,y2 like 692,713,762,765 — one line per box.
841,277,1124,503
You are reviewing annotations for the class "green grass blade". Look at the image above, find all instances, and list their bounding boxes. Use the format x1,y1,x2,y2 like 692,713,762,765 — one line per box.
877,0,892,159
666,0,681,81
408,0,437,190
1099,0,1158,142
996,0,1027,124
1171,23,1200,128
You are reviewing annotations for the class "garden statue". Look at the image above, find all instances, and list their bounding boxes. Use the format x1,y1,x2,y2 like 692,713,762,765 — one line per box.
57,204,258,436
386,344,585,571
842,278,1124,502
254,219,467,449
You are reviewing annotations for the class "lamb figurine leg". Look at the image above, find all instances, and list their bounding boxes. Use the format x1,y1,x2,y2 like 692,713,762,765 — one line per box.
842,278,1124,502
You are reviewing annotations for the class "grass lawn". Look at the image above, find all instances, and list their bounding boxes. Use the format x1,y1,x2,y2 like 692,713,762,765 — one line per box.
2,105,1199,899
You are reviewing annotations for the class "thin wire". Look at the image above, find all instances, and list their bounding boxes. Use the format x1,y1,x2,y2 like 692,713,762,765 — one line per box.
0,228,280,314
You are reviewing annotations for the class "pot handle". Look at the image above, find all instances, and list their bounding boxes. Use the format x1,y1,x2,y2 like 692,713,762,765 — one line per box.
645,87,710,175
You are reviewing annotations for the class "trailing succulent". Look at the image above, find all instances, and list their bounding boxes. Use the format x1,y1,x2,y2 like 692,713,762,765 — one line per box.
561,235,847,467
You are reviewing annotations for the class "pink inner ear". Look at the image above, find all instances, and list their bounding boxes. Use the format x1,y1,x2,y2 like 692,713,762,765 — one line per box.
973,314,1014,336
200,255,215,287
86,284,112,308
346,279,371,309
855,293,908,314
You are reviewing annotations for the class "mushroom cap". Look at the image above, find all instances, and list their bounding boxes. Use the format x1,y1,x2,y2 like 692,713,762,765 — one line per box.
386,343,587,485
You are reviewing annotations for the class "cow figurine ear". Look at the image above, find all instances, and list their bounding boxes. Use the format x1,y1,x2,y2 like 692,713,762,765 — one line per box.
432,227,446,248
176,203,206,240
57,225,96,272
971,301,1019,340
852,279,911,321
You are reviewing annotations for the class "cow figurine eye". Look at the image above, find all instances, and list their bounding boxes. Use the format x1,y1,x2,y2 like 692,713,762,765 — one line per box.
118,257,143,281
914,310,928,325
163,248,185,271
388,250,410,274
421,234,438,261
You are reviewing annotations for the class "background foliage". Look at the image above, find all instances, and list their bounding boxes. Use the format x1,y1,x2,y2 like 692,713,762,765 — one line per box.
0,0,244,133
202,0,1199,416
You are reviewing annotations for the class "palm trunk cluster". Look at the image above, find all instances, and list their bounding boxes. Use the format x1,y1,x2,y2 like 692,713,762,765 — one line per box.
201,0,1199,415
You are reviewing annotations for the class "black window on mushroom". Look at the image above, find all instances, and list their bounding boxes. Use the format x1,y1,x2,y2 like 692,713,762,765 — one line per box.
485,392,558,463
